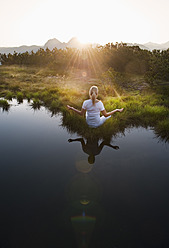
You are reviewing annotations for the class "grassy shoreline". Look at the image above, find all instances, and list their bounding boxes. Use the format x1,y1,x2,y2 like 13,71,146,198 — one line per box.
0,65,169,142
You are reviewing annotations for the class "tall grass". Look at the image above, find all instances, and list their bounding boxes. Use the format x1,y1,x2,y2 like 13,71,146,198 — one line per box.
16,92,24,103
31,99,42,110
49,100,61,115
0,99,10,111
154,119,169,143
1,65,169,142
5,91,13,101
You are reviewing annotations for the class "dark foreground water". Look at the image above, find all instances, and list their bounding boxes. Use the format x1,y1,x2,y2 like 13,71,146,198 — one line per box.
0,100,169,248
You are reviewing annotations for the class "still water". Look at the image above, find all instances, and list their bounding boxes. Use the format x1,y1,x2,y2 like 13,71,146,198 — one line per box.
0,100,169,248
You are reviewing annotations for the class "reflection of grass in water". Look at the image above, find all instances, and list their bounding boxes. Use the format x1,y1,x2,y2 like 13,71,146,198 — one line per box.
62,110,125,141
61,94,169,141
0,99,10,111
1,65,169,142
154,119,169,143
31,99,42,110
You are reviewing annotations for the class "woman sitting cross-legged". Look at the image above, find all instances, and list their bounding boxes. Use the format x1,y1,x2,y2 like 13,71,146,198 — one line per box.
67,85,124,128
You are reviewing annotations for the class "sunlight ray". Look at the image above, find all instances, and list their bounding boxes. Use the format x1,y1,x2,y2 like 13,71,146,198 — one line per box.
112,86,123,101
86,48,98,76
87,47,103,76
66,48,80,73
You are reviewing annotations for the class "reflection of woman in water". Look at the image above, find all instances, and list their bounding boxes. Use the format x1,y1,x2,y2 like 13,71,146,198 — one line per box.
67,85,124,128
68,138,119,164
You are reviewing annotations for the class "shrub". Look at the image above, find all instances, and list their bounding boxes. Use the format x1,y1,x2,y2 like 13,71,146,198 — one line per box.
5,91,13,101
16,92,24,103
0,99,10,111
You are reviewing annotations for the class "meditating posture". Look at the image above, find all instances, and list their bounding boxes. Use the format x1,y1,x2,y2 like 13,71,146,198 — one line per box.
67,85,124,128
68,137,120,164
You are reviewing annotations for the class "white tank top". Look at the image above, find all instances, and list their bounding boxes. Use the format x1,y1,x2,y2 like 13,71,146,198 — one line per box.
82,99,105,127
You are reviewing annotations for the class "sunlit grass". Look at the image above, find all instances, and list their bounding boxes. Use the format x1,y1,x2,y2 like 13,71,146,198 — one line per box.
49,100,62,115
1,65,169,141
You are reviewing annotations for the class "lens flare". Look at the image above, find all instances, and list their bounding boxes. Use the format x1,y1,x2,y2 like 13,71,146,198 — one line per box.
71,215,96,223
76,160,93,173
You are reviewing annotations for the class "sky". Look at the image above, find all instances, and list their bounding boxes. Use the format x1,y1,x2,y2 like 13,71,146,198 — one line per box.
0,0,169,47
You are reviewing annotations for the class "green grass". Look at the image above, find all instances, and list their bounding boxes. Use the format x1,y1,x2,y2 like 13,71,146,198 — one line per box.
0,99,10,111
5,91,13,101
25,93,31,102
154,119,169,142
16,92,24,103
31,99,42,110
0,65,169,142
49,100,62,115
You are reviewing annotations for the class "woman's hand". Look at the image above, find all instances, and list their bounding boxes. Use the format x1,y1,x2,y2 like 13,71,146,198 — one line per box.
67,105,85,116
118,108,124,112
67,105,72,110
113,146,120,150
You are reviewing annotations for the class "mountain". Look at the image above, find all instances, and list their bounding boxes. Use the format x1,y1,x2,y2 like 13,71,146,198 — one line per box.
0,38,169,54
127,43,149,50
66,37,83,49
45,37,85,49
0,37,85,54
143,41,169,50
0,45,41,54
44,38,64,50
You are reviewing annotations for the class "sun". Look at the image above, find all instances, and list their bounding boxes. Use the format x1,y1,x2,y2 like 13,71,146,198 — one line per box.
77,36,90,45
76,32,107,46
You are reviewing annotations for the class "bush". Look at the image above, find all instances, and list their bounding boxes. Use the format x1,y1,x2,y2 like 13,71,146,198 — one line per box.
0,99,10,111
5,91,13,101
16,92,24,103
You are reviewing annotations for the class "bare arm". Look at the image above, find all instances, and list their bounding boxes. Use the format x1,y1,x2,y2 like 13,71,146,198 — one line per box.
68,138,85,146
99,141,119,150
101,108,124,117
67,105,86,116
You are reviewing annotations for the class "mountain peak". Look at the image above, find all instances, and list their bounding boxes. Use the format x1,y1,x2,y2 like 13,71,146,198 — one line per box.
68,37,79,42
0,38,169,54
67,37,83,48
44,38,63,49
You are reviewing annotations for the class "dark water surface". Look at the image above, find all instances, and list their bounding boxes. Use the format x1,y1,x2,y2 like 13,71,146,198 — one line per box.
0,100,169,248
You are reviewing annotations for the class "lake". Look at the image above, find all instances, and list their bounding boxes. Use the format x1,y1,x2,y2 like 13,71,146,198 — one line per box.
0,99,169,248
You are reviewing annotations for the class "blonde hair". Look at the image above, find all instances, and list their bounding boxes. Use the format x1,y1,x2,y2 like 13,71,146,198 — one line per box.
89,86,98,105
